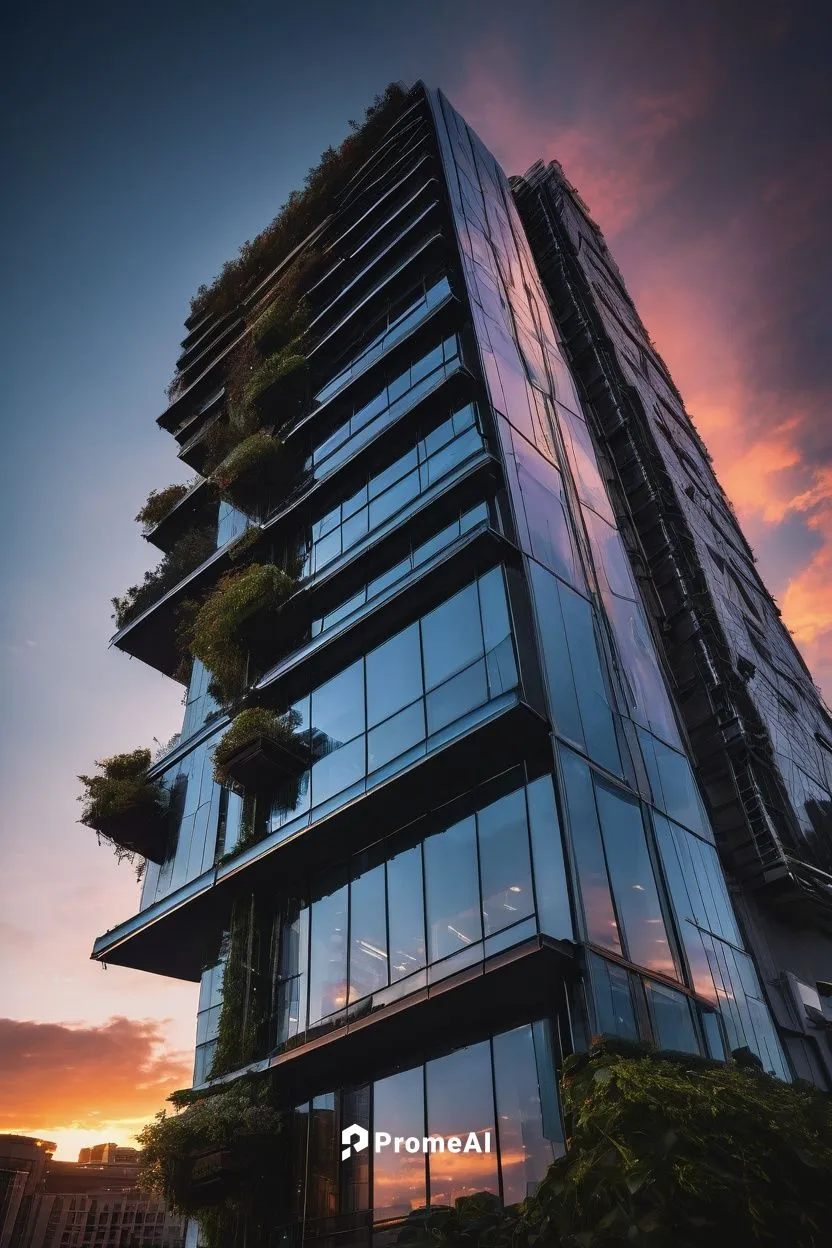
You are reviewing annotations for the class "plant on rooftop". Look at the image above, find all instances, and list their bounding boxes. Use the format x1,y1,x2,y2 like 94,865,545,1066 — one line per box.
78,748,168,863
183,563,298,704
188,84,408,323
111,526,216,630
137,1072,285,1233
135,482,195,533
212,707,303,787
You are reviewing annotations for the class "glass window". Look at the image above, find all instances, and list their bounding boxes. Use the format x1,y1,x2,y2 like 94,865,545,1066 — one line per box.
373,1067,426,1219
387,843,426,982
644,981,700,1054
514,433,580,585
421,583,483,689
424,816,482,961
426,659,488,735
591,952,638,1040
559,749,622,954
366,624,422,727
477,790,534,935
478,566,511,653
526,775,573,940
368,700,425,772
311,660,365,746
274,902,310,1047
425,1040,498,1205
310,735,365,807
639,730,709,840
308,882,348,1026
493,1025,558,1204
558,582,621,775
349,864,388,1003
594,782,678,979
307,1093,339,1219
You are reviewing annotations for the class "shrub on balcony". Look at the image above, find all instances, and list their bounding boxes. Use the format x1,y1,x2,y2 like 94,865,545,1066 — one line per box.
77,748,168,862
211,431,287,515
188,84,408,322
135,482,194,533
212,707,303,787
185,563,297,704
111,526,216,630
242,344,308,409
137,1075,284,1223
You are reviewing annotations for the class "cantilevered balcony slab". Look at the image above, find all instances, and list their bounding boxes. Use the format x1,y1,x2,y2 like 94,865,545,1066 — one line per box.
199,936,576,1106
90,695,551,981
110,540,241,679
144,478,218,555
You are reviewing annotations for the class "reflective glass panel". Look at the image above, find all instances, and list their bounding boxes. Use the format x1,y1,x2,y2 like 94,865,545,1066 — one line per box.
477,789,534,935
424,816,482,961
426,1041,498,1204
308,883,349,1026
373,1067,426,1219
493,1025,557,1204
386,843,426,982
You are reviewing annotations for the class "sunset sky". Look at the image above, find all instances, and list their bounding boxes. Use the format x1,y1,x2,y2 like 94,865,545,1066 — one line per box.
2,0,830,1159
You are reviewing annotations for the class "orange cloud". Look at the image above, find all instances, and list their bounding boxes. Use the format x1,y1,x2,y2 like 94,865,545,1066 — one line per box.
0,1016,191,1141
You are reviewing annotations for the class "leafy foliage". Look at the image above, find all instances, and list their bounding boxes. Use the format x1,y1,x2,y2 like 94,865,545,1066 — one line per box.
183,563,297,704
135,482,194,533
111,526,216,629
397,1038,832,1248
242,344,308,409
211,430,286,514
208,895,268,1078
136,1075,283,1217
77,748,166,865
212,707,302,785
188,84,408,322
248,250,323,351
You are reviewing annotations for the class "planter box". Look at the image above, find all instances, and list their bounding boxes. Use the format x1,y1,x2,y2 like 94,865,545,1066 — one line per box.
219,733,307,793
95,804,169,863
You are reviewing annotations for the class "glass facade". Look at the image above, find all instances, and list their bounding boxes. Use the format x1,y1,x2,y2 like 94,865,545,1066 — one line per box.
271,775,571,1049
287,1021,563,1233
94,81,806,1248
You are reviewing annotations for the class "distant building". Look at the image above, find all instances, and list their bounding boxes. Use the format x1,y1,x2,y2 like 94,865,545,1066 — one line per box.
0,1138,184,1248
0,1136,55,1248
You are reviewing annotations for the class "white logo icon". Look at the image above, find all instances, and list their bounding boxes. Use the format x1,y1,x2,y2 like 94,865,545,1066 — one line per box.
341,1124,369,1160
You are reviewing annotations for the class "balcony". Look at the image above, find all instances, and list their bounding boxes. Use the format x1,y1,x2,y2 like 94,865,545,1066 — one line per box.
193,937,575,1109
90,695,552,980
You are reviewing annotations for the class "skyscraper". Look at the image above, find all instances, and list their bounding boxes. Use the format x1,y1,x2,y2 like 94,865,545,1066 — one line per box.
87,82,831,1246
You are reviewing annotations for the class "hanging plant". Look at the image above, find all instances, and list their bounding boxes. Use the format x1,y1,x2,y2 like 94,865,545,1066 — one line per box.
137,1074,285,1221
212,707,304,789
184,563,298,704
212,431,287,515
78,748,168,863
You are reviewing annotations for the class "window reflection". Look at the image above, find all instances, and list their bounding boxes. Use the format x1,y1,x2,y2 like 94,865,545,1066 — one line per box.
424,817,482,961
373,1068,426,1219
426,1041,498,1205
270,775,570,1047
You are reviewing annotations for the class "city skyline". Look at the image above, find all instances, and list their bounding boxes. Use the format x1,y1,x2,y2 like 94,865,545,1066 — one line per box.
2,0,831,1161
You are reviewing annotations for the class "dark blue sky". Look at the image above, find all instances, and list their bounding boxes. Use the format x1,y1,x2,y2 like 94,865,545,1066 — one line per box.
2,0,831,1154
